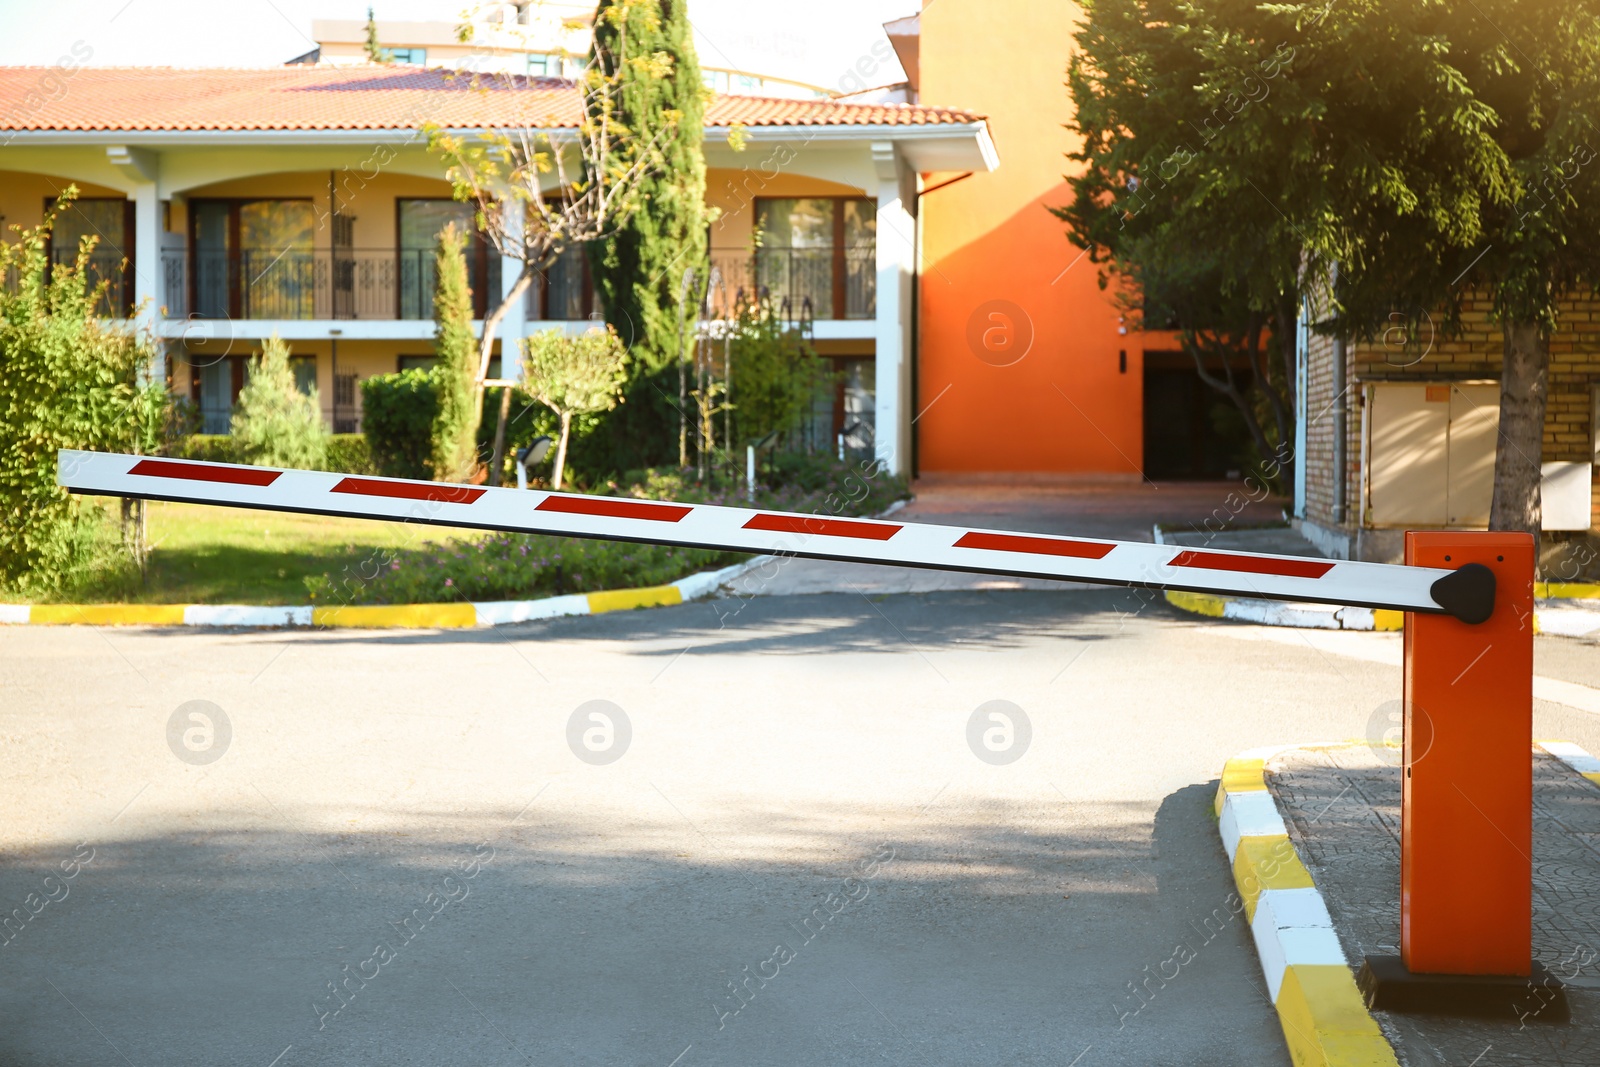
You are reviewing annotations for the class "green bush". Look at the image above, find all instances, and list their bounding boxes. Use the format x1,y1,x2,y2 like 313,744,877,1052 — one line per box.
232,334,327,470
0,189,168,596
361,369,438,480
323,434,374,475
171,434,238,465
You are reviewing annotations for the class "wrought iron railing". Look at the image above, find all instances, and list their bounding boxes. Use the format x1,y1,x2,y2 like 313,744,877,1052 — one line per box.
45,249,133,317
522,245,877,322
162,249,503,320
706,246,875,321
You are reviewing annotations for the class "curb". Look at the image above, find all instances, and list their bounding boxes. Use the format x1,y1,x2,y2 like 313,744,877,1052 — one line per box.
1217,739,1600,1066
1156,527,1600,634
1214,744,1401,1067
1538,739,1600,788
0,557,767,631
0,498,910,631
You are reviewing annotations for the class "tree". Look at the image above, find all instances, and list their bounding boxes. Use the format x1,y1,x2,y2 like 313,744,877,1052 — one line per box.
430,223,479,482
1061,0,1312,490
0,188,167,593
364,7,391,64
232,334,328,470
521,326,629,489
1064,0,1600,537
427,0,675,484
587,0,708,373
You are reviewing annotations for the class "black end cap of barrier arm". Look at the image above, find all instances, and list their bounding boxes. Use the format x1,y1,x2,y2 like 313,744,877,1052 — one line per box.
1429,562,1496,624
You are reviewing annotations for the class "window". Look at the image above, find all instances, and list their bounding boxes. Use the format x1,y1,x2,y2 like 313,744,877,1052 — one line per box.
290,356,317,396
526,52,563,77
189,199,315,319
397,199,500,319
398,355,437,373
752,198,877,319
387,47,426,65
46,197,133,316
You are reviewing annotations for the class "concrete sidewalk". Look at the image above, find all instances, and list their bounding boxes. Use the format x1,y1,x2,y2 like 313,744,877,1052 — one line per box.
1271,745,1600,1065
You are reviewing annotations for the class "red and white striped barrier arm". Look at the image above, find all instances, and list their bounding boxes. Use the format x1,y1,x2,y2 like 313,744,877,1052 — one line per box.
56,450,1494,621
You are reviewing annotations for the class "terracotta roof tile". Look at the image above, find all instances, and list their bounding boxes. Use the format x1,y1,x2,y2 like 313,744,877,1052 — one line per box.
0,66,982,133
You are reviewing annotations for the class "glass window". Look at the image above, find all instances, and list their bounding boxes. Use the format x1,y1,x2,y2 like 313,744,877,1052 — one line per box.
755,199,834,249
52,198,128,315
388,47,426,65
239,200,315,319
398,199,478,319
290,356,317,396
398,355,437,373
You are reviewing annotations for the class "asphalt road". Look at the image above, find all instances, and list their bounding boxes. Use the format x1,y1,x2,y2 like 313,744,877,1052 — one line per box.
5,585,1599,1067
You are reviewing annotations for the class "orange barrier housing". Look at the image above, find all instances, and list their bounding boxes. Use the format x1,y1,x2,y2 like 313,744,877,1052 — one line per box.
1401,531,1534,976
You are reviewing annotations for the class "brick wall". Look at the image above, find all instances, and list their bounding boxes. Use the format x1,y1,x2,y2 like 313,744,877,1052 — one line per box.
1300,295,1600,534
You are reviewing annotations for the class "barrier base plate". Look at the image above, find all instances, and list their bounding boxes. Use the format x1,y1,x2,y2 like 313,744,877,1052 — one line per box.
1358,955,1569,1021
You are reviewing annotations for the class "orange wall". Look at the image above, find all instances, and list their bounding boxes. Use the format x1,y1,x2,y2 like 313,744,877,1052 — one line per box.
917,0,1142,475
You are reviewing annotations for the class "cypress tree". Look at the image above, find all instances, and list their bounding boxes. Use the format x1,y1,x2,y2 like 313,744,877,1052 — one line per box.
430,223,479,482
584,0,707,470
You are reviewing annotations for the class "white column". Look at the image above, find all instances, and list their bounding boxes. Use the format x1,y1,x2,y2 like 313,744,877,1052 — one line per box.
108,146,165,385
498,199,527,381
871,141,914,476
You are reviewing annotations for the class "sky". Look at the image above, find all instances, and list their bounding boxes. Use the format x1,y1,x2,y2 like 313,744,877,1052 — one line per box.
0,0,913,92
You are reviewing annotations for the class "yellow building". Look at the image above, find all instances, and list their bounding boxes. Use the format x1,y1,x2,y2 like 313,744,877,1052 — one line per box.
0,64,994,471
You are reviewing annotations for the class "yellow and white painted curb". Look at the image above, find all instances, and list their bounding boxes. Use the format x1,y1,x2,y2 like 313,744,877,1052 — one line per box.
1215,745,1401,1067
0,559,761,630
1538,740,1600,788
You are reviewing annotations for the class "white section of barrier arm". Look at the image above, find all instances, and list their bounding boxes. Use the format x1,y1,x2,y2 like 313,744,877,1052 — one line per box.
57,450,1455,615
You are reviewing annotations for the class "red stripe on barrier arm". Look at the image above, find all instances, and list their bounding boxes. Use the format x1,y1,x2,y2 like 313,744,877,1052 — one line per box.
1167,549,1334,580
742,514,901,540
536,495,693,522
128,458,282,487
331,477,486,505
954,531,1115,560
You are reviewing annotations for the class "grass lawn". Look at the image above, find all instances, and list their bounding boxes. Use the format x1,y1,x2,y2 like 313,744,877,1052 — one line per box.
81,501,460,605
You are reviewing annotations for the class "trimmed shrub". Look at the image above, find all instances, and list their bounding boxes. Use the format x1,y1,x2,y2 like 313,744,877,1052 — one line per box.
323,434,374,475
361,368,438,480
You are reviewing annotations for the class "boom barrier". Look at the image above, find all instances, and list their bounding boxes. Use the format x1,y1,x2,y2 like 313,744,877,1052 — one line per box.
55,450,1549,1010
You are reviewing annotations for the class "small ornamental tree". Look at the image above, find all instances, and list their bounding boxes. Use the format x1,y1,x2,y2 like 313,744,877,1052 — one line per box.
430,223,479,482
521,326,629,489
231,334,328,470
427,0,675,483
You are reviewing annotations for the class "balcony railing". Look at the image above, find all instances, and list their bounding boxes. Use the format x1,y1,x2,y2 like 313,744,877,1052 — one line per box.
162,249,503,321
14,250,134,317
707,246,875,321
523,245,877,322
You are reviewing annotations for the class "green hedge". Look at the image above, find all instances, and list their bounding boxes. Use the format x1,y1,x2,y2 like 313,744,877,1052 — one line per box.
171,433,373,475
361,369,438,480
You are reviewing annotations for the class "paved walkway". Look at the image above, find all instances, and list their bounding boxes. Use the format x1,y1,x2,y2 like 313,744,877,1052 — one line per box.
746,477,1287,596
1273,747,1600,1065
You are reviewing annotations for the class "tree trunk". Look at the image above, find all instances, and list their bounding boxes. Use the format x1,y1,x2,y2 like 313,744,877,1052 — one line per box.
553,411,572,491
486,384,514,487
1488,319,1549,540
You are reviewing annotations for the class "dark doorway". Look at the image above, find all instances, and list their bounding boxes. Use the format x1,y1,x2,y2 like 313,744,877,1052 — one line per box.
1142,351,1257,480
